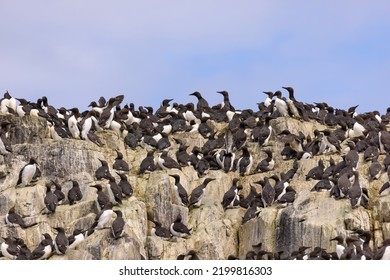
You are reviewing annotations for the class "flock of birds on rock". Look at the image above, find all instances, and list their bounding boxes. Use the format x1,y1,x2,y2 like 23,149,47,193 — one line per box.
1,87,390,260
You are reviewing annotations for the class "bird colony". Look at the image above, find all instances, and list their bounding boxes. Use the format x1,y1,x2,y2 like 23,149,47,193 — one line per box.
0,88,390,260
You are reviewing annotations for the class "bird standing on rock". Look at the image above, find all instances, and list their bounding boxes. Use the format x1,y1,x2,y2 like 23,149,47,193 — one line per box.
30,233,53,260
17,157,40,187
5,206,27,228
68,180,83,205
111,210,125,239
169,174,189,206
170,214,192,238
113,150,130,173
95,159,110,180
44,182,58,213
189,178,215,208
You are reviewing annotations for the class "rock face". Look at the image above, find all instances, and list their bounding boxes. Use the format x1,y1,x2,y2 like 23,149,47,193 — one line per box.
0,98,390,260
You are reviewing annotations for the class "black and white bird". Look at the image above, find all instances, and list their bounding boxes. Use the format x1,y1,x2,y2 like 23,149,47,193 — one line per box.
349,171,363,209
30,233,53,260
330,235,346,259
259,177,275,207
68,229,85,250
236,146,253,176
67,107,81,139
368,158,383,180
112,150,130,174
5,206,27,228
189,178,215,208
52,180,65,205
0,236,20,259
95,159,110,180
53,227,69,255
170,214,192,238
90,184,110,211
0,121,12,155
138,151,157,174
157,151,182,171
16,157,40,187
273,91,289,117
111,210,125,239
221,178,241,210
68,180,83,205
94,202,114,230
151,220,172,240
106,174,123,205
44,182,58,213
169,174,189,206
255,150,274,173
374,239,390,260
116,172,133,198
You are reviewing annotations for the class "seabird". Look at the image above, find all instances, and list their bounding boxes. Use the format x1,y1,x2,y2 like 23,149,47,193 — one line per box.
195,155,211,178
95,159,110,180
322,157,337,179
138,151,157,174
90,184,110,211
277,186,296,206
379,167,390,196
68,229,85,250
273,91,289,117
116,172,133,198
259,177,275,207
52,180,66,205
197,117,213,138
311,178,333,192
151,220,172,240
30,233,53,260
217,149,235,173
236,146,253,176
5,206,27,228
374,239,390,260
330,235,346,259
263,91,273,107
16,157,39,187
255,150,274,173
106,174,123,205
44,182,58,213
242,199,262,224
331,172,351,199
67,107,81,139
169,174,189,206
68,180,83,205
53,227,69,255
112,150,130,173
282,87,301,119
239,185,258,209
177,250,200,260
189,91,210,112
305,158,325,181
174,139,191,167
170,214,192,238
364,145,379,162
189,178,215,208
0,122,12,155
221,178,240,210
0,236,20,259
157,151,182,171
94,202,114,230
349,171,363,209
111,210,125,239
368,157,383,180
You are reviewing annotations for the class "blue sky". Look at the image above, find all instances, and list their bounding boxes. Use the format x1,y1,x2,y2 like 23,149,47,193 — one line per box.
1,1,389,114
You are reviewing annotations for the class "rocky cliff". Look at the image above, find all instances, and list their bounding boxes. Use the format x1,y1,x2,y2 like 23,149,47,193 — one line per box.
0,93,390,260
